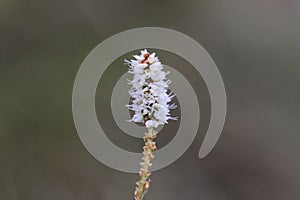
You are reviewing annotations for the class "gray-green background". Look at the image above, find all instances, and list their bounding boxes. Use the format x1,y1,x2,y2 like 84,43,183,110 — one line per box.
1,0,300,199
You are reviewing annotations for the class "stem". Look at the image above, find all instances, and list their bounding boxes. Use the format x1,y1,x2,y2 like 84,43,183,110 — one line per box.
134,127,157,200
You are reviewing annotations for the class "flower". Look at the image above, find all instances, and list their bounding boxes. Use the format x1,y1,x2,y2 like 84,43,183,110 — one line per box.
125,49,177,128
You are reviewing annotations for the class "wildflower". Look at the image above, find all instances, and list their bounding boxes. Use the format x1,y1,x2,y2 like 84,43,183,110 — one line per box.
125,49,177,200
125,49,177,128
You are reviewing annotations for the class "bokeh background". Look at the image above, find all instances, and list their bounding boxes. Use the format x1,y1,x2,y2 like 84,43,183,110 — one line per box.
1,0,300,199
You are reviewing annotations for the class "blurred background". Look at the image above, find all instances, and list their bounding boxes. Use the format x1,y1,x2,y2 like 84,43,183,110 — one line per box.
1,0,300,199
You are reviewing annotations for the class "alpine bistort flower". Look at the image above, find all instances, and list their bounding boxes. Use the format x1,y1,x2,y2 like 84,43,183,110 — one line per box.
125,49,177,200
125,49,177,128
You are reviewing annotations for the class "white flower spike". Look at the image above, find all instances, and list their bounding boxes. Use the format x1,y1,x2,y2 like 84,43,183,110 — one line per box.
125,50,177,200
125,49,177,128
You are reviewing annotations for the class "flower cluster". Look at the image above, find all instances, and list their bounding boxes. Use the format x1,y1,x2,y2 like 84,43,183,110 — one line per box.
125,49,177,128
